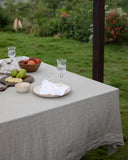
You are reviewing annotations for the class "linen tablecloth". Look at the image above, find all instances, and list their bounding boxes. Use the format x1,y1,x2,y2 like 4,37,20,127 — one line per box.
0,57,124,160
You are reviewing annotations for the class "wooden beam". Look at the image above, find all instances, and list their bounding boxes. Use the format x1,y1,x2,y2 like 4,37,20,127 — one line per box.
93,0,105,82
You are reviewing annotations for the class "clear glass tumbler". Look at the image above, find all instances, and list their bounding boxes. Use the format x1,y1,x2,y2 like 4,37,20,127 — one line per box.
57,59,67,83
8,47,16,62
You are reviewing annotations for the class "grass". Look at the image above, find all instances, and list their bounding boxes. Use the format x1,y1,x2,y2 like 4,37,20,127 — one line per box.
0,31,128,160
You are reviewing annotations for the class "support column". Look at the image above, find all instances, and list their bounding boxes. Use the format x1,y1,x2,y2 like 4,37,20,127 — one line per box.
93,0,105,82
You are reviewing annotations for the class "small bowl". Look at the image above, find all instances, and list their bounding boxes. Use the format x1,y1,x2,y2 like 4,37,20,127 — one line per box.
15,82,30,93
18,60,41,72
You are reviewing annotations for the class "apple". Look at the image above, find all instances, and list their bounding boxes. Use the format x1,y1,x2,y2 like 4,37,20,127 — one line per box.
29,57,34,60
27,60,36,65
23,59,29,64
35,58,41,64
21,57,41,65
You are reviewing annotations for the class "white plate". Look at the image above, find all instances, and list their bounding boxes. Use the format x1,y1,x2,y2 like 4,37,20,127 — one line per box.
32,83,71,98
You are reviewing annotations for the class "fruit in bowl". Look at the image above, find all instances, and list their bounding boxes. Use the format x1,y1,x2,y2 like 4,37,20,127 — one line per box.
18,57,41,72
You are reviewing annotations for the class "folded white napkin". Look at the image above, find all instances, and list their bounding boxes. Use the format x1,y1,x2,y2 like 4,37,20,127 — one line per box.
40,80,70,96
0,60,14,74
0,57,28,74
0,58,20,74
0,60,3,65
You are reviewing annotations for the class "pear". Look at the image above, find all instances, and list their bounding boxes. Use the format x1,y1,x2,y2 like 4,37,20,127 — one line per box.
16,69,27,78
11,69,18,77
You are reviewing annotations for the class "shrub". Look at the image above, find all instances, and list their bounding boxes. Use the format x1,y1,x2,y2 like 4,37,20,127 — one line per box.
105,7,128,43
0,6,13,31
0,0,93,42
67,8,92,42
53,0,93,42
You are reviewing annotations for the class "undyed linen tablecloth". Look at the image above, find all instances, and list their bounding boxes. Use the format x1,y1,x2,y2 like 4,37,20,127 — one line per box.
0,57,124,160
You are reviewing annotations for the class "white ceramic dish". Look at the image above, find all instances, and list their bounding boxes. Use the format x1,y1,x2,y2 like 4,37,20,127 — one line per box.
32,83,71,97
15,82,30,93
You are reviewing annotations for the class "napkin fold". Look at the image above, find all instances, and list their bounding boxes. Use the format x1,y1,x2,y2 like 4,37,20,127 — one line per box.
0,58,19,74
0,60,3,65
0,60,12,74
40,80,70,96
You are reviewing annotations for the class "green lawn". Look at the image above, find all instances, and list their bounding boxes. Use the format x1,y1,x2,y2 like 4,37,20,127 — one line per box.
0,32,128,160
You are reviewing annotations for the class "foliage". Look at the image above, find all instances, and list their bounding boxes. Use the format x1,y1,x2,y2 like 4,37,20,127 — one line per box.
0,0,93,41
105,7,128,43
1,0,128,43
30,0,93,41
4,0,16,17
43,0,65,15
62,0,81,11
0,6,13,31
117,0,128,14
106,0,128,14
53,0,93,42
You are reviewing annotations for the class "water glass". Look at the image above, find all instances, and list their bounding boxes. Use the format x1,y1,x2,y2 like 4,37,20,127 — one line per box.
8,47,16,62
57,59,67,83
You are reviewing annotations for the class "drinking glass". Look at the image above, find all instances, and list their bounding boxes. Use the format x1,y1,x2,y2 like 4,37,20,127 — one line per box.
57,59,67,83
8,47,16,62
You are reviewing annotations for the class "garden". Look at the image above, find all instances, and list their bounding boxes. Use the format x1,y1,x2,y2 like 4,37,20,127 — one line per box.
0,0,128,160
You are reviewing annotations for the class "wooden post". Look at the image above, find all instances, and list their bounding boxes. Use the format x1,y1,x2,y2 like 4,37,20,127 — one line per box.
93,0,105,82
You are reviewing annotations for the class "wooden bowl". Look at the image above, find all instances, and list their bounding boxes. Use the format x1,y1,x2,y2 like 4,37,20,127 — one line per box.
18,60,41,72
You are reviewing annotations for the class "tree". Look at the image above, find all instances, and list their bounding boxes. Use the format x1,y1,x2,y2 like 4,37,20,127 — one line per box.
4,0,16,15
